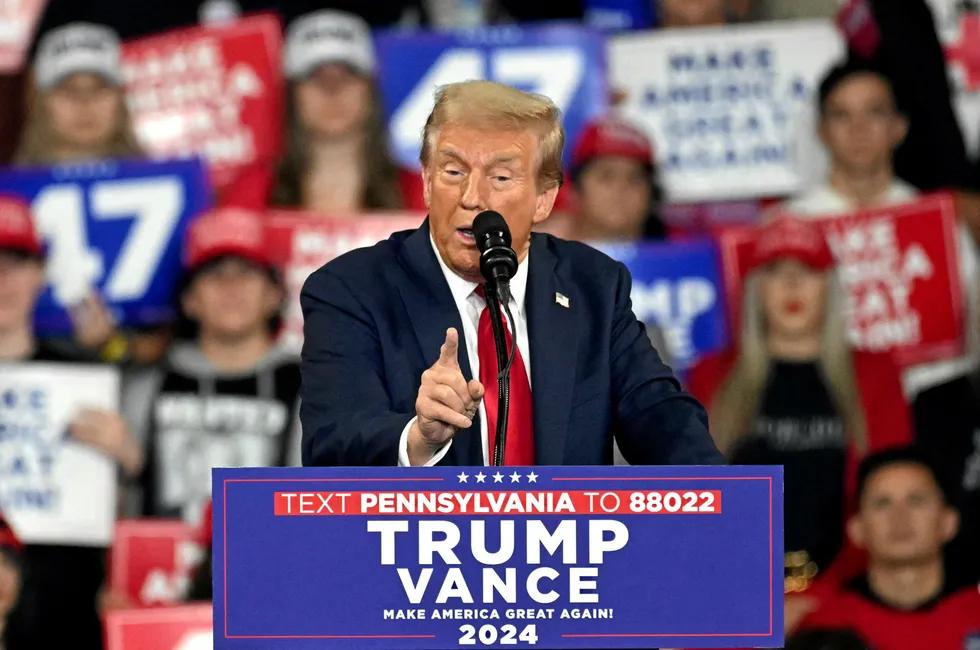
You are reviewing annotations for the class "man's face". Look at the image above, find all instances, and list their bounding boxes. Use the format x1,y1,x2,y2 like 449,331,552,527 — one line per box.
849,463,958,566
423,124,559,283
820,74,907,175
0,252,43,333
182,258,282,341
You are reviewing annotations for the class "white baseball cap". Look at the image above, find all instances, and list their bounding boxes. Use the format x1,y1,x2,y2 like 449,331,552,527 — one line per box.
284,10,375,80
34,23,123,91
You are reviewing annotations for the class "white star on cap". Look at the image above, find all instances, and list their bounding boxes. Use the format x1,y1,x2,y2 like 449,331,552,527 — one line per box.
457,472,469,483
475,472,487,483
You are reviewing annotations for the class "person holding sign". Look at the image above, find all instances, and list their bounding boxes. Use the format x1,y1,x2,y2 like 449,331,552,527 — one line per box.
779,58,980,398
0,196,142,650
13,22,166,363
687,217,911,601
229,10,425,213
300,80,723,468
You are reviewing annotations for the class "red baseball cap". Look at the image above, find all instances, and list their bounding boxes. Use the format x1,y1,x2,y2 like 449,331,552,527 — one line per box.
572,117,655,171
750,217,835,272
184,208,271,271
0,195,42,258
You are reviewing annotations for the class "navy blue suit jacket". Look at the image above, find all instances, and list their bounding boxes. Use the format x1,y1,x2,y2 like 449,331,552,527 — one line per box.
299,220,723,467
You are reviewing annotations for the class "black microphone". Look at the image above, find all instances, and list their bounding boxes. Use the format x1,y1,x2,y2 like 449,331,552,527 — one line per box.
473,210,519,467
473,210,518,305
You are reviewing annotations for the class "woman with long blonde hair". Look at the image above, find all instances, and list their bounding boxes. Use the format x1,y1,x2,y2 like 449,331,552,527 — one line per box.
16,23,142,166
688,217,912,592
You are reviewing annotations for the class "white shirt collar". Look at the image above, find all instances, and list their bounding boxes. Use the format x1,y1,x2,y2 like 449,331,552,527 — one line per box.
429,235,529,312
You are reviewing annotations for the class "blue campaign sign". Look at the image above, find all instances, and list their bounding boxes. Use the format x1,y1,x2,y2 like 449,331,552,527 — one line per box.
594,239,729,371
0,158,211,334
213,465,784,649
375,25,607,170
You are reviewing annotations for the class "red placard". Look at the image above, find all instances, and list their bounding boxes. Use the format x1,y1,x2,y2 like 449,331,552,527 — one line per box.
105,605,212,650
265,211,426,351
0,0,46,72
110,519,204,607
717,193,965,368
121,14,284,191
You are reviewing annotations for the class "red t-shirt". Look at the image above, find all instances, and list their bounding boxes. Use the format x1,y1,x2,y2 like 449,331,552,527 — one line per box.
798,579,980,649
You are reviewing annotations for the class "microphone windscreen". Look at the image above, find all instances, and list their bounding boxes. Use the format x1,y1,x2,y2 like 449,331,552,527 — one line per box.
473,211,511,248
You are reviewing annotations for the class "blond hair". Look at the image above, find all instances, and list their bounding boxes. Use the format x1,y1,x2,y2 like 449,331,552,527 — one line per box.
14,78,144,166
420,80,565,190
709,268,867,456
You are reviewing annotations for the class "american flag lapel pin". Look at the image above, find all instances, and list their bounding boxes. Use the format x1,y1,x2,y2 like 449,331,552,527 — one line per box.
555,292,570,309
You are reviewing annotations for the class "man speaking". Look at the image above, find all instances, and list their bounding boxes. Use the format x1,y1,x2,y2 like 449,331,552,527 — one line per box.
299,81,723,468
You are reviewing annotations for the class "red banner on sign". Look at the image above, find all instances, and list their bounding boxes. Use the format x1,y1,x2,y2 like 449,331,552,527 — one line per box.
105,605,212,650
717,193,965,368
0,0,46,72
109,519,204,607
265,211,426,351
121,14,284,192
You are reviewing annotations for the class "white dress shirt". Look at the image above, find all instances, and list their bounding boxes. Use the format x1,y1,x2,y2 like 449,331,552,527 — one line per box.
397,237,532,466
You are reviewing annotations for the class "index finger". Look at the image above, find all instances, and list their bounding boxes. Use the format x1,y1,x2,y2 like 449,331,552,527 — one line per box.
435,328,460,369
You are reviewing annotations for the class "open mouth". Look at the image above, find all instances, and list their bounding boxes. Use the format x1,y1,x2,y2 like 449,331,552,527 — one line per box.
457,227,475,244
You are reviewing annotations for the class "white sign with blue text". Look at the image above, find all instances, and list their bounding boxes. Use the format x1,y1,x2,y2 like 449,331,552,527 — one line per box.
0,363,119,546
610,20,845,203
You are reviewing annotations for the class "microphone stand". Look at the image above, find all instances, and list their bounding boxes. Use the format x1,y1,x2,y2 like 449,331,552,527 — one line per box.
484,282,512,467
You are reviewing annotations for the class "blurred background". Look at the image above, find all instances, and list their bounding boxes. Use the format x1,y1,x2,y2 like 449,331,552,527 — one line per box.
0,0,976,648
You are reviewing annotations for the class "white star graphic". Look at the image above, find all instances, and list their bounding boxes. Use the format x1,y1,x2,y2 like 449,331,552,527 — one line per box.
475,472,487,483
457,472,469,483
510,471,522,483
493,472,504,483
526,472,538,483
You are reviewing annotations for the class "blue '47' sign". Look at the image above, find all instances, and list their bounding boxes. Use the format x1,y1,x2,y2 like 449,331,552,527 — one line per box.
213,465,784,649
0,158,211,334
375,25,608,170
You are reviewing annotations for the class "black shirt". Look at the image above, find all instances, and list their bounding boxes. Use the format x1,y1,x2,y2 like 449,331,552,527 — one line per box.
912,374,980,591
731,361,848,575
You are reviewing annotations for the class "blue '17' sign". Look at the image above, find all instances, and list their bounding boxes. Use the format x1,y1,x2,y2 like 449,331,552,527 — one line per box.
213,465,784,649
0,158,211,334
375,25,607,170
594,238,729,372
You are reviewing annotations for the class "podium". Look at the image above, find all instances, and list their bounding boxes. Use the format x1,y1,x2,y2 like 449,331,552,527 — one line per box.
212,465,783,648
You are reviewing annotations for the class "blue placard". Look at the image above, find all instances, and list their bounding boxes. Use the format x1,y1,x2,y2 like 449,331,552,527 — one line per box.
375,24,607,170
594,239,729,372
0,158,212,334
213,465,783,649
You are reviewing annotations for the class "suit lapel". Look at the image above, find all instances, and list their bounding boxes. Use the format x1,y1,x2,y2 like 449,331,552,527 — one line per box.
394,219,482,466
526,235,578,465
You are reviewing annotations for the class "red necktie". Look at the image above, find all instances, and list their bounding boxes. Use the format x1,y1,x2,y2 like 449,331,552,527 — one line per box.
476,286,535,466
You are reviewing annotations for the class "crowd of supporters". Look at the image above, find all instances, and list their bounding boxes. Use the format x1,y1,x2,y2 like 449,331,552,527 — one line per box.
0,0,976,648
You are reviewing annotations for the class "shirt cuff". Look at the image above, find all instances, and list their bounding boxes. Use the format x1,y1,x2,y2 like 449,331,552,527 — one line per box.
397,417,453,467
